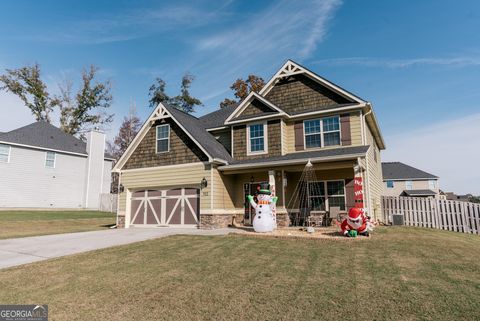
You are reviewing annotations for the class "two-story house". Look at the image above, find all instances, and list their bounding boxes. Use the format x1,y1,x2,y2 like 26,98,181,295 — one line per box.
112,60,385,228
382,162,440,198
0,121,113,209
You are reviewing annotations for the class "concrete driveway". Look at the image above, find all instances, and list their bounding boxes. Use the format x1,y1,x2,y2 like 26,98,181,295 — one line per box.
0,227,233,270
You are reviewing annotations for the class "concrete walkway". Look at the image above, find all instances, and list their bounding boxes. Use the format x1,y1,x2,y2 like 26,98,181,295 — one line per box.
0,228,233,270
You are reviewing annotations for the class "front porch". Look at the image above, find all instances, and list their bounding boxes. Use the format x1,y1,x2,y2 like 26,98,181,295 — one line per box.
212,158,366,228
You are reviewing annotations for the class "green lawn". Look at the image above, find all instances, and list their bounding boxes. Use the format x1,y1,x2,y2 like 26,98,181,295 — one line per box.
0,211,115,239
0,227,478,320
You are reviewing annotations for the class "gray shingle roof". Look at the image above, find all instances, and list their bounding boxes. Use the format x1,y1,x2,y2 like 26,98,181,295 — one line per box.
402,189,437,196
0,122,114,159
0,122,88,154
165,105,233,162
199,104,238,129
382,162,438,180
223,145,369,167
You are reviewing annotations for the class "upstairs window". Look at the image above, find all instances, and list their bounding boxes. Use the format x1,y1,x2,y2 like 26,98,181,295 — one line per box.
429,180,437,190
386,180,394,188
45,151,56,168
304,119,321,148
405,180,413,190
248,123,267,154
156,124,170,153
304,116,340,149
0,144,10,163
322,116,340,146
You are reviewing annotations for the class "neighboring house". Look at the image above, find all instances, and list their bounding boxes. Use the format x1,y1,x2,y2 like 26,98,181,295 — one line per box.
382,162,439,198
0,122,113,209
113,60,386,229
445,192,472,202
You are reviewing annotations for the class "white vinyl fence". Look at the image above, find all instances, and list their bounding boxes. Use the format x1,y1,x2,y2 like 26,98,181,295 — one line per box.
99,193,118,213
382,196,480,235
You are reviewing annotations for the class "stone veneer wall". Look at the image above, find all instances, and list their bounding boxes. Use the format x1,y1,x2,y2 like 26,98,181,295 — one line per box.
199,213,288,229
200,214,233,229
276,213,290,227
117,215,125,228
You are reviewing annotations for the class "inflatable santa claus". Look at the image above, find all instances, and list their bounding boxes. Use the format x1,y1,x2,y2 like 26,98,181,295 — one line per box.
341,207,370,237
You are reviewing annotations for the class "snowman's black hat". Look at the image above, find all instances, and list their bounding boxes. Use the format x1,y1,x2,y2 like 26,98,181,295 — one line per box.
256,182,271,195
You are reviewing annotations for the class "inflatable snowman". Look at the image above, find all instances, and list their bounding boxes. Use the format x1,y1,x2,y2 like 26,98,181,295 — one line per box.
246,182,278,233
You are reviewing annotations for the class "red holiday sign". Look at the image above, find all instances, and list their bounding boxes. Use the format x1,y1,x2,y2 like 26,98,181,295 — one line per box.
354,176,364,208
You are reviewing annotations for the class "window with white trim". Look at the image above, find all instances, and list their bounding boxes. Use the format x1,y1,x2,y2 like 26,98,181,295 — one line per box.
0,144,10,163
307,180,346,211
304,116,340,149
428,180,437,189
45,151,56,168
248,123,266,154
156,124,170,153
405,180,413,190
386,180,394,188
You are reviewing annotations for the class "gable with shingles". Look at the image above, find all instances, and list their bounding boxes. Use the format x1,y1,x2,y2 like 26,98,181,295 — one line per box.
264,73,354,115
233,98,280,121
123,118,209,170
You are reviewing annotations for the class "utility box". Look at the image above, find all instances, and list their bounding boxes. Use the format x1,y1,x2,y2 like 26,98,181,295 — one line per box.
392,214,405,226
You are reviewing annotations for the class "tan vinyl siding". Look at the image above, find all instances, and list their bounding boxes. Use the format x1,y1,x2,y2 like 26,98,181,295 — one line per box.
281,120,287,155
284,121,295,154
350,111,362,146
211,167,235,210
120,163,211,210
118,188,126,213
364,124,383,220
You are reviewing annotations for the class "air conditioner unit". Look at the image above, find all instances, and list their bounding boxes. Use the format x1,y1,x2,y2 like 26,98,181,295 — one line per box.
392,214,404,226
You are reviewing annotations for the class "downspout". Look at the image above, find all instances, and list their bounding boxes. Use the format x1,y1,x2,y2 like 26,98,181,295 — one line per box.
363,105,373,217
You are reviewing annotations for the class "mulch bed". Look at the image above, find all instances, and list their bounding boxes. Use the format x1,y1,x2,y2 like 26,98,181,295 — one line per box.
229,226,372,241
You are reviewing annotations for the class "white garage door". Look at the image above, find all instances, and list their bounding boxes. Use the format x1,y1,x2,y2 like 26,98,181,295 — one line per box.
130,188,199,226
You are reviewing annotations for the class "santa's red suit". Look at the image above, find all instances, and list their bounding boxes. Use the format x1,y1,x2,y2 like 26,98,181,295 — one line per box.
341,207,369,236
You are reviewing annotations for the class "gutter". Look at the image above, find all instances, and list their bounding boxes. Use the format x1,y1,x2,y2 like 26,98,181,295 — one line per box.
211,158,229,165
0,140,89,158
363,103,386,150
218,153,367,171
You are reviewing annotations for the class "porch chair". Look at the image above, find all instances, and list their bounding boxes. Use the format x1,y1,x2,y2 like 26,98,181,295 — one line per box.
306,210,325,227
327,206,341,226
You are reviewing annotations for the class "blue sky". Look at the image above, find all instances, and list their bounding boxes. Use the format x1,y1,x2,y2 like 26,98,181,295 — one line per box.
0,0,479,194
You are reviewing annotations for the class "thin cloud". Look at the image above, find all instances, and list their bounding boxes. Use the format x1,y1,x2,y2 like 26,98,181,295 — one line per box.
28,4,231,45
312,56,480,68
197,0,342,59
188,0,343,113
383,113,480,195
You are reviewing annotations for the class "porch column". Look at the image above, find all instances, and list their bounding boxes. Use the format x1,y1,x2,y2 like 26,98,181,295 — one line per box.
268,170,277,226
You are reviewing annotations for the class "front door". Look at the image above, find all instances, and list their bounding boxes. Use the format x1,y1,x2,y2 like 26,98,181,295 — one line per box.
244,182,261,225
